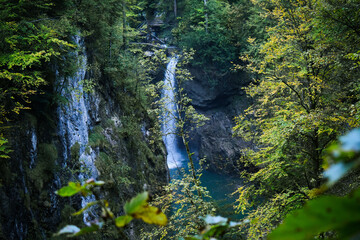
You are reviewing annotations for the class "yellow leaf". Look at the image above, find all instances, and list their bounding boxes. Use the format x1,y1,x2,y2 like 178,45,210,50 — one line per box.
133,205,167,226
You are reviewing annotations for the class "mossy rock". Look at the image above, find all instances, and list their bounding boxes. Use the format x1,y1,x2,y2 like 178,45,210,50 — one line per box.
28,143,58,191
69,142,81,170
89,126,107,148
70,142,80,161
95,152,132,187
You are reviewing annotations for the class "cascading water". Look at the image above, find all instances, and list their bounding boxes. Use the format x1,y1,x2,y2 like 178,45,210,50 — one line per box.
161,56,244,219
57,36,98,224
29,128,37,169
162,57,186,172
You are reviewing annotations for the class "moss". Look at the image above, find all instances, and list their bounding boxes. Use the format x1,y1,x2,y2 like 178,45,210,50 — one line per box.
60,204,83,226
89,126,107,148
85,146,91,155
105,118,116,128
53,204,83,240
0,159,14,186
25,113,37,128
118,116,141,139
0,223,4,239
95,152,132,187
70,142,81,170
70,142,80,161
57,203,122,240
23,191,31,211
28,143,58,191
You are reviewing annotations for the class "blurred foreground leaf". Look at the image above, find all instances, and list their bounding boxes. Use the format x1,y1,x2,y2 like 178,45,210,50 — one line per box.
54,225,80,237
124,191,148,214
269,189,360,240
115,215,133,227
56,182,82,197
133,205,167,226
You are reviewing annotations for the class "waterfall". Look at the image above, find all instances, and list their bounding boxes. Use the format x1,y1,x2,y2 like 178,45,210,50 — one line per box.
28,128,37,169
162,57,185,170
57,36,98,224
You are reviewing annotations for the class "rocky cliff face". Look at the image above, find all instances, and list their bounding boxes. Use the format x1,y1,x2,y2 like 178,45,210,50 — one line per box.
0,39,168,240
184,67,254,173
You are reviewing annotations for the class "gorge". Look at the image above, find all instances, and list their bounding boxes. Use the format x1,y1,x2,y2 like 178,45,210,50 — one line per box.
1,1,360,239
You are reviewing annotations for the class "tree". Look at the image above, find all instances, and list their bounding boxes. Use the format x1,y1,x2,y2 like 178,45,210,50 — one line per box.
269,128,360,240
173,0,236,71
0,0,74,124
232,0,360,238
55,180,167,239
139,49,215,239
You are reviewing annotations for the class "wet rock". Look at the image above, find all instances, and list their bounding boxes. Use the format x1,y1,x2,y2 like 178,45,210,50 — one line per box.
0,36,168,239
184,68,254,173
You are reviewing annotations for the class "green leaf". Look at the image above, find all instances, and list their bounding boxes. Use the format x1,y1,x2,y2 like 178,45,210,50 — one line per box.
184,236,202,240
73,223,102,236
269,189,360,240
124,192,149,215
0,136,12,158
54,223,103,237
56,182,82,197
203,224,228,238
115,215,133,227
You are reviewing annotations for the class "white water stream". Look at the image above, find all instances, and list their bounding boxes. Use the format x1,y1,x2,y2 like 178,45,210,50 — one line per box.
57,36,98,224
160,56,244,219
162,57,185,170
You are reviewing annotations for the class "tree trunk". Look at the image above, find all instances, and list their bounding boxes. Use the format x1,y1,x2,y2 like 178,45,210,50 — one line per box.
174,0,177,18
181,130,202,198
204,0,208,33
311,128,322,188
122,1,127,49
109,32,112,60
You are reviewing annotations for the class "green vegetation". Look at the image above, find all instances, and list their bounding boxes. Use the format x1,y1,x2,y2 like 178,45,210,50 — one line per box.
55,181,167,239
269,128,360,240
141,164,215,240
0,1,74,123
1,0,360,239
231,0,360,239
167,0,269,87
28,143,58,191
0,136,11,159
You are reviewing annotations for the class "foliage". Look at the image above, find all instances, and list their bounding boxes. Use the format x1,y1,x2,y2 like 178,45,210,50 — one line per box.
269,189,360,240
88,126,108,149
232,0,360,239
55,179,167,238
269,128,360,240
183,215,246,240
95,151,132,188
139,48,218,239
0,0,74,124
171,0,270,87
28,143,58,191
141,164,215,239
172,0,229,78
0,0,169,239
0,135,12,159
